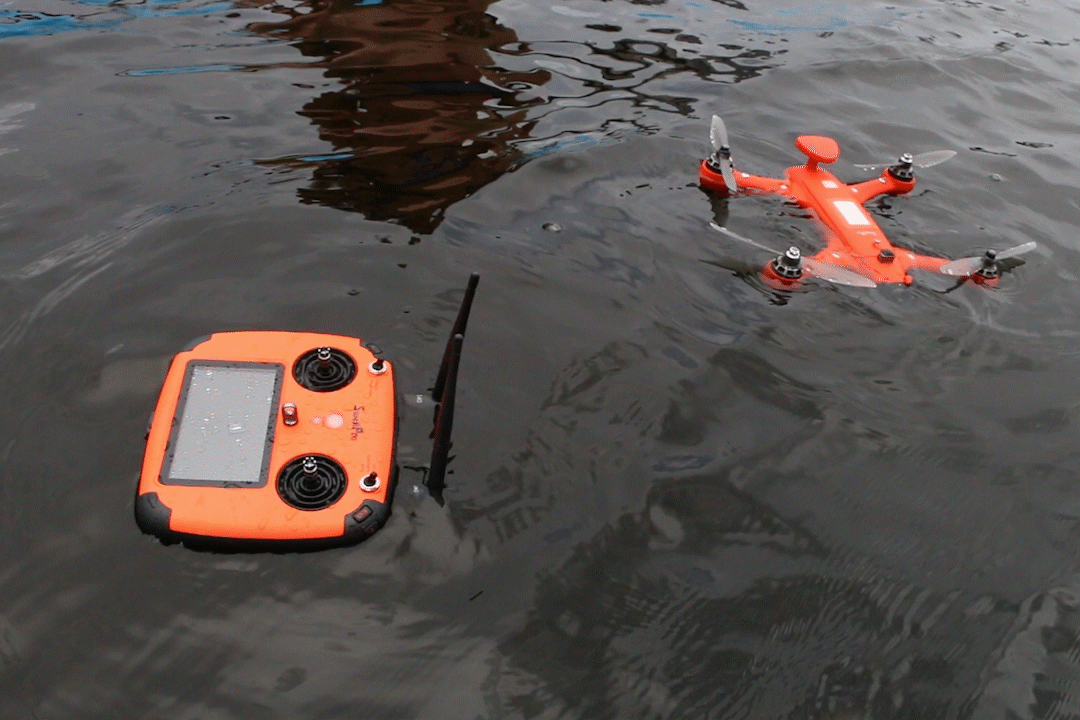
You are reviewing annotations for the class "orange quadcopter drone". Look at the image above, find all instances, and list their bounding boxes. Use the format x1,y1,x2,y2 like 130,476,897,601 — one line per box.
699,115,1036,289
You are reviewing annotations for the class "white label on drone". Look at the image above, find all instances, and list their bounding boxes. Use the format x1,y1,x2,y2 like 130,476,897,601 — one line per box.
821,180,839,188
833,200,871,226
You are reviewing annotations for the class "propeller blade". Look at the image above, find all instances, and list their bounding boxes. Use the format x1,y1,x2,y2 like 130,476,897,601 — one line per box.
718,158,737,193
709,222,782,255
804,217,876,287
939,256,984,277
854,149,955,171
912,149,956,168
939,241,1037,277
709,115,729,151
996,240,1037,260
803,258,878,288
709,115,739,192
710,223,876,288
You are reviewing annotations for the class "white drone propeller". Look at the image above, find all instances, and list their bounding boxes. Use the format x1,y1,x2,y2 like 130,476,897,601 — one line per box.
709,223,877,288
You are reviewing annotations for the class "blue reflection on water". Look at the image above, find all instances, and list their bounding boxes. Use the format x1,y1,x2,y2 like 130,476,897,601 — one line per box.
0,11,116,38
729,17,848,33
727,2,899,34
123,63,244,76
516,132,623,162
294,152,354,162
0,0,234,40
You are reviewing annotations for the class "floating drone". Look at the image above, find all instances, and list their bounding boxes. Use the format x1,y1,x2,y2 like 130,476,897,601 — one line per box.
700,116,1035,289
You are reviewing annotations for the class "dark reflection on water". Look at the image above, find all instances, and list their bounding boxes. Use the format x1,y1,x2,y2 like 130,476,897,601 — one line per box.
249,0,551,233
242,0,784,233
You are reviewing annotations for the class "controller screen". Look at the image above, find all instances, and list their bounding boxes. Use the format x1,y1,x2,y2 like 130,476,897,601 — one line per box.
165,363,281,485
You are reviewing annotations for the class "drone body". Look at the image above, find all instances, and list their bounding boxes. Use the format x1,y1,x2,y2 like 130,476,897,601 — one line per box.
699,117,1034,289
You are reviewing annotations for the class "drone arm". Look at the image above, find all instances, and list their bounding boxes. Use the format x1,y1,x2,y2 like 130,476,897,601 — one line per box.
849,173,916,204
699,160,790,198
906,252,948,273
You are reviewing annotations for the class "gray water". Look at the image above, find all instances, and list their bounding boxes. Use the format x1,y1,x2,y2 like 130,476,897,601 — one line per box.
2,0,1080,717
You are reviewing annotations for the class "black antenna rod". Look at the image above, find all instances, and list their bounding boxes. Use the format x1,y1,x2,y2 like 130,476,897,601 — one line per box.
433,272,479,402
426,332,462,506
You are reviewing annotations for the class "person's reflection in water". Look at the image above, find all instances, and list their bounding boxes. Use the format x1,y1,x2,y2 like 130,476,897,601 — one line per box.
249,0,551,235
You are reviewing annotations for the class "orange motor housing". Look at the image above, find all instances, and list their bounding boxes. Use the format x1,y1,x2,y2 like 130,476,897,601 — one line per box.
135,331,396,548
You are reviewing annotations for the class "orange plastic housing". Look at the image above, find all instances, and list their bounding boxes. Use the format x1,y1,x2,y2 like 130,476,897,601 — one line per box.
700,135,950,285
135,331,396,548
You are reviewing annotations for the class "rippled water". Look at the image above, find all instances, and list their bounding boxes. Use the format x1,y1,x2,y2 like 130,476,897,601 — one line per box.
2,0,1080,717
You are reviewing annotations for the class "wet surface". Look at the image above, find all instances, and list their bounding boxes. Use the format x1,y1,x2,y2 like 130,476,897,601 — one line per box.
2,0,1080,717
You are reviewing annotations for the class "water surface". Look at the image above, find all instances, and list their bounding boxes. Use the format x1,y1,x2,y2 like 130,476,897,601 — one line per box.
1,0,1080,717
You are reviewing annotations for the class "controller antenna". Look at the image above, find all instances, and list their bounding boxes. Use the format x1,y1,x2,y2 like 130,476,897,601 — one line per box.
433,272,479,402
426,273,479,505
